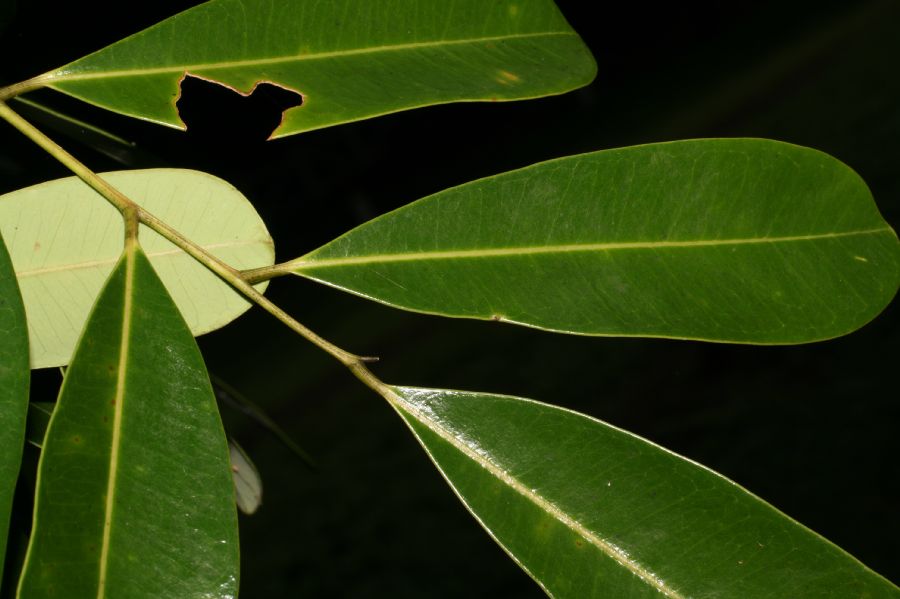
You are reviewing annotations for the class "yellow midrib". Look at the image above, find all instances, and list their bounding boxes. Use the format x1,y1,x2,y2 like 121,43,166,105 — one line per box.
96,246,136,599
15,239,267,279
293,227,891,270
391,389,685,599
50,31,577,82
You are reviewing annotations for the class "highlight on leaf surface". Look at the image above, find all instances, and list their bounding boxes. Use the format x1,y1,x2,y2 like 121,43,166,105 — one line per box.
292,138,900,344
0,168,274,368
389,386,899,598
34,0,596,136
18,243,238,599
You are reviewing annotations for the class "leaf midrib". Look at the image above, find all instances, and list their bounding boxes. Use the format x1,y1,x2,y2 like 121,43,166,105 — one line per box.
391,389,685,599
50,31,576,83
97,246,135,599
294,227,891,270
14,239,268,279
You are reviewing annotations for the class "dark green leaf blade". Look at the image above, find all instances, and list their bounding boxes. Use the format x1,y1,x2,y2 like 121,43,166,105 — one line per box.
0,231,29,585
18,243,238,599
294,139,900,344
41,0,596,137
391,386,899,598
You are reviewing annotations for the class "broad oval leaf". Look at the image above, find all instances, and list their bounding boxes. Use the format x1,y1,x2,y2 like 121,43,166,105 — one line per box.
0,231,29,583
18,243,239,599
0,168,274,368
292,139,900,344
391,386,899,597
38,0,595,137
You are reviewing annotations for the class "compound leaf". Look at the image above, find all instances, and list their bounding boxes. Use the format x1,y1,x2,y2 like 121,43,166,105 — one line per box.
36,0,595,137
293,139,900,344
0,169,273,368
391,386,899,598
17,242,238,599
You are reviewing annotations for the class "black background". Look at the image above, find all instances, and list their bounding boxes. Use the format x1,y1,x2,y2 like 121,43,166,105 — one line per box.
1,1,898,596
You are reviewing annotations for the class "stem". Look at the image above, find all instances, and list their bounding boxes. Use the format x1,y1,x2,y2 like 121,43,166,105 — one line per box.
242,262,293,284
0,102,133,213
0,74,54,101
0,100,367,368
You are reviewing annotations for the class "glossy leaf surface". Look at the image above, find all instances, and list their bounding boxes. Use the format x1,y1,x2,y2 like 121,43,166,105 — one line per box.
391,386,899,597
0,231,29,583
0,169,273,368
18,244,238,599
294,139,900,344
41,0,595,137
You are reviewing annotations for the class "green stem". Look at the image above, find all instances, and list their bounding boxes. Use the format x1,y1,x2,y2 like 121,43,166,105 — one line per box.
0,102,133,212
242,263,294,284
0,100,372,370
0,74,53,101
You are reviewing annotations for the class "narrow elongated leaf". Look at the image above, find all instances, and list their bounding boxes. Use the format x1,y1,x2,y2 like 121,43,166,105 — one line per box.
293,139,900,344
0,231,29,584
38,0,595,137
391,386,899,597
18,243,238,599
0,169,273,367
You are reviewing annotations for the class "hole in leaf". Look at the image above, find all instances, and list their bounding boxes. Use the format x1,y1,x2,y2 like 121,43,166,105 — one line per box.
176,75,303,143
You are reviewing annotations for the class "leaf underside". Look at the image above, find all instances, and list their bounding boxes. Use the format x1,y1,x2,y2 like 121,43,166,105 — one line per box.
0,169,274,368
17,244,238,599
391,386,899,598
294,139,900,344
42,0,596,137
0,231,29,584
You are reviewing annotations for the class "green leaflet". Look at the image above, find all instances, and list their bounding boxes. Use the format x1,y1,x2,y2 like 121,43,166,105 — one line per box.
292,139,900,344
17,243,238,599
35,0,596,136
25,402,263,516
0,169,273,368
0,231,29,586
391,386,900,598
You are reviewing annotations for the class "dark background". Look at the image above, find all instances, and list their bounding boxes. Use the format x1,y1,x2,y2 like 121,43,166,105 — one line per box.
1,1,898,596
